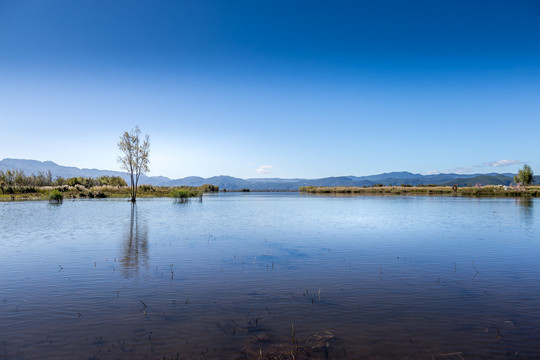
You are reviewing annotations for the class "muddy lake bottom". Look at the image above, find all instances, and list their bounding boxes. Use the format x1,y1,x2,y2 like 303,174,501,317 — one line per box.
1,193,539,359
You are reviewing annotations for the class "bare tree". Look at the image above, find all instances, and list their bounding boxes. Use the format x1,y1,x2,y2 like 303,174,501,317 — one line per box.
117,126,150,202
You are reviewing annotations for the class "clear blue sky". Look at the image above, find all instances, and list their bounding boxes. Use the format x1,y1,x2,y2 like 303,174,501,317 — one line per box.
1,0,539,179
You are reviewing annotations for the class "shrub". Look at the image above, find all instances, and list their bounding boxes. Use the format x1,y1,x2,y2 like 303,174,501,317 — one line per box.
48,189,63,203
93,191,107,198
55,185,69,192
54,176,67,186
139,184,155,192
98,176,127,187
171,188,200,200
198,184,219,192
68,177,81,186
18,186,37,194
74,184,86,192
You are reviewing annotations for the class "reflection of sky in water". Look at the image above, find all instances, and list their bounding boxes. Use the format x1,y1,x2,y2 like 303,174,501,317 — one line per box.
0,195,539,359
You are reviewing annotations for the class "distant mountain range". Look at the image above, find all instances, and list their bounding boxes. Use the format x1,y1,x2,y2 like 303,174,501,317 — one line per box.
1,158,537,190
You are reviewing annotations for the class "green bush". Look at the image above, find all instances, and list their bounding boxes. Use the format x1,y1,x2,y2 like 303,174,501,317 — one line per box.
48,189,63,203
198,184,219,192
139,184,155,192
18,186,37,194
68,177,82,186
98,176,127,187
171,188,200,200
93,191,107,198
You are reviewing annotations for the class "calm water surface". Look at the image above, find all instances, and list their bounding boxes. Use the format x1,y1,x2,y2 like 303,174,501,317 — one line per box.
0,193,539,359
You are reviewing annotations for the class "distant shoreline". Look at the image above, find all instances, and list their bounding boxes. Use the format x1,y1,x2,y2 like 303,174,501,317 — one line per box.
299,185,539,198
1,184,539,201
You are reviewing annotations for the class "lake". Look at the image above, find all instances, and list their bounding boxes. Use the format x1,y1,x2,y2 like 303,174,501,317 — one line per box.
0,193,539,359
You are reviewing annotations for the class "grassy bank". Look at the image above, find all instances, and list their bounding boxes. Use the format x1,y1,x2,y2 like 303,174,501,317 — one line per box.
0,184,218,201
299,185,540,197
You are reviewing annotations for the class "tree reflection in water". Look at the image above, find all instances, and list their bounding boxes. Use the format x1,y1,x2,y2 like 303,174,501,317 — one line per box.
516,197,534,229
119,202,148,277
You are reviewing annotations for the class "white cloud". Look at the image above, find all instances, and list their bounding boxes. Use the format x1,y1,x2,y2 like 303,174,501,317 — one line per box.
486,159,523,167
255,165,273,174
426,170,439,175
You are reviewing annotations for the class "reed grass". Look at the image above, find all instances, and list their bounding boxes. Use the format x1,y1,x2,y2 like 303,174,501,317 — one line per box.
300,185,540,197
1,184,215,201
170,188,201,200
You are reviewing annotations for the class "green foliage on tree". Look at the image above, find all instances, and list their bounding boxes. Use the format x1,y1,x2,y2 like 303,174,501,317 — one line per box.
0,169,128,193
514,164,534,185
0,169,53,187
198,184,219,192
65,176,127,188
98,176,127,187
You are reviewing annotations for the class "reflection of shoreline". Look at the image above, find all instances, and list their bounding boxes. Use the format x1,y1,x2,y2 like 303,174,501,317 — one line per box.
516,198,534,228
119,203,148,277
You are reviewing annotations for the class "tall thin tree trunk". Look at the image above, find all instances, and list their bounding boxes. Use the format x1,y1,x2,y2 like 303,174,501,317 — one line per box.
131,173,136,202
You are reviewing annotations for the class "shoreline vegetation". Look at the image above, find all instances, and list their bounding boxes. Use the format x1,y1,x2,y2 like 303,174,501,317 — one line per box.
299,185,540,197
0,184,219,201
2,169,538,200
0,174,220,202
0,170,220,201
3,184,539,201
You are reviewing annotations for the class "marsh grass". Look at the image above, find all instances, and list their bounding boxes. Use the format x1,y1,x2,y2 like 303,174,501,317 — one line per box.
1,184,216,201
300,185,540,197
170,188,201,202
0,169,218,201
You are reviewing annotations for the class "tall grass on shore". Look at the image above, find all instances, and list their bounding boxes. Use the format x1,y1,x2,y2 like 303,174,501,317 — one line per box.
299,185,540,197
1,183,218,201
